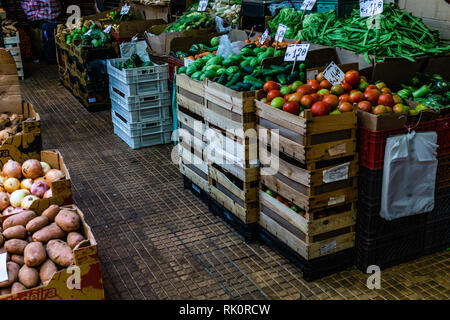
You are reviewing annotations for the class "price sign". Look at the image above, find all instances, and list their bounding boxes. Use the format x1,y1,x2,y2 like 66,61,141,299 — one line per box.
275,24,287,43
198,0,208,11
259,29,269,45
103,24,112,34
301,0,317,11
284,44,310,62
360,0,383,17
120,3,130,15
322,62,345,85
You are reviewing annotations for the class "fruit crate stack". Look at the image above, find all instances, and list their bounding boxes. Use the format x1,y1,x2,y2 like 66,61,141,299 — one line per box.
176,74,210,201
3,34,23,79
107,58,172,149
255,91,358,279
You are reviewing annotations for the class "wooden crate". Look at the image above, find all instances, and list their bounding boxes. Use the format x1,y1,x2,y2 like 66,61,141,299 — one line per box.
179,153,209,194
176,74,205,118
209,163,259,224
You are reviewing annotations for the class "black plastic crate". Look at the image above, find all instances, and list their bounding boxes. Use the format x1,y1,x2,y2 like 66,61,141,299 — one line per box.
424,218,450,254
356,226,426,271
427,186,450,224
358,166,383,201
259,227,356,282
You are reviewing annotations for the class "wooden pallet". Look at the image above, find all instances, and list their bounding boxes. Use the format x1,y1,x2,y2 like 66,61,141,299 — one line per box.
176,74,205,118
177,106,206,159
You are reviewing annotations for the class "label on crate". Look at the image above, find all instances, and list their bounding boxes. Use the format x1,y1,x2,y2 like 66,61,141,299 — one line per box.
301,0,317,11
198,0,208,11
320,240,337,255
328,143,347,156
323,162,350,183
360,0,383,17
0,253,8,282
259,29,269,45
323,62,345,85
284,44,310,62
120,3,131,15
275,24,287,43
103,24,112,34
328,195,345,206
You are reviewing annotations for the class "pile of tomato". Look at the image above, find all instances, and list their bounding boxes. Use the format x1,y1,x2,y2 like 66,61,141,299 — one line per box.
260,70,430,117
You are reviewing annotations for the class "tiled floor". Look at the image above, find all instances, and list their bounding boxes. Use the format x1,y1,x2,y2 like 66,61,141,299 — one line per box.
20,62,450,300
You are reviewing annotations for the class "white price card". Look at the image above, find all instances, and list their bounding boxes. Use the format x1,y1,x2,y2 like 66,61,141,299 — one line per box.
284,44,310,62
323,61,345,85
360,0,383,17
184,58,194,67
301,0,317,11
103,24,112,34
275,24,287,43
323,162,349,183
0,253,8,282
120,3,130,15
259,29,269,45
198,0,208,11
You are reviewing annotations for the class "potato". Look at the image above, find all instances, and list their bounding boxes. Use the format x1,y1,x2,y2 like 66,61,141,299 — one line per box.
32,223,66,243
0,287,11,296
55,209,81,232
3,225,27,239
18,265,39,288
2,211,36,230
0,261,19,287
24,242,46,267
41,205,60,222
67,232,85,249
0,233,3,247
5,239,28,254
11,282,27,294
11,254,24,266
26,216,49,233
46,239,73,267
39,259,57,285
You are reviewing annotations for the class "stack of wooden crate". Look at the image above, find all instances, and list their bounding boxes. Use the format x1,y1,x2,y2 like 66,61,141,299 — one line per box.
3,34,23,79
255,92,358,261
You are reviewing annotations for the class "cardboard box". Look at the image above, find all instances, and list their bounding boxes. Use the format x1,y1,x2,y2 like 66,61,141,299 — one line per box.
357,108,437,131
0,205,104,300
110,18,167,39
131,2,170,22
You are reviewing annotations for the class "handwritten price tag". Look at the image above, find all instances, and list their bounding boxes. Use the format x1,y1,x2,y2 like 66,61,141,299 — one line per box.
360,0,383,17
275,24,287,43
323,62,345,85
284,44,310,62
260,29,269,45
103,24,112,34
120,3,130,15
301,0,317,11
198,0,208,11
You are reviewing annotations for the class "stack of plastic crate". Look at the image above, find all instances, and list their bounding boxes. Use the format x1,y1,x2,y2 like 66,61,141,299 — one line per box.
107,58,172,149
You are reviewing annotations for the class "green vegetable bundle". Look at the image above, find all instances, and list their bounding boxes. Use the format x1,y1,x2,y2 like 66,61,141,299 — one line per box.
268,8,303,40
66,24,111,48
119,54,153,70
301,3,450,62
164,12,213,33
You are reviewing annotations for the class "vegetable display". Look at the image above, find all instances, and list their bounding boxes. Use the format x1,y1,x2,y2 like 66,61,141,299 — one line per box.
268,8,304,40
164,12,213,32
301,3,450,62
65,22,111,48
175,37,219,62
210,0,241,25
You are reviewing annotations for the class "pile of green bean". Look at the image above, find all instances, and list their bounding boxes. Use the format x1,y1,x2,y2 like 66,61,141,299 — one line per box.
301,3,450,63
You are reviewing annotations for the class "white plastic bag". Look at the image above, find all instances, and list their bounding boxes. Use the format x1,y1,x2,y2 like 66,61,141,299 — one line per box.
380,130,438,221
215,16,231,33
120,40,150,62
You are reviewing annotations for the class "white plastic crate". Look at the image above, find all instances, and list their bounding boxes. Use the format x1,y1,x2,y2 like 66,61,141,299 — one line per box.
109,74,169,98
107,59,169,84
112,111,172,138
112,100,172,124
110,87,170,112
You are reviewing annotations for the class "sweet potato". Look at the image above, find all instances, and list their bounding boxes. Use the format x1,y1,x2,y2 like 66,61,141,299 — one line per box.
5,239,28,254
0,261,19,287
46,239,73,267
11,254,24,266
39,259,57,285
26,216,49,233
3,225,27,239
11,282,27,294
2,211,36,230
24,242,46,267
55,209,81,232
18,265,39,288
32,223,66,243
0,233,3,247
67,232,85,249
41,205,60,222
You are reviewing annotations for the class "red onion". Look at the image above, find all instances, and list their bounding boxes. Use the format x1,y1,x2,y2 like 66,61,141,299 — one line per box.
30,180,49,198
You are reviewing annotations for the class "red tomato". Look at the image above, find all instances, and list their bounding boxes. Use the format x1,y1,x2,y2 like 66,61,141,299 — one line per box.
310,93,322,103
364,89,380,105
339,102,353,113
297,84,314,95
378,93,395,107
349,90,364,103
311,101,330,116
284,93,293,101
267,90,282,101
322,94,339,109
373,105,387,115
316,72,325,82
365,84,378,92
357,100,372,112
339,94,351,103
288,92,303,102
307,79,320,91
381,87,392,94
300,95,314,109
341,80,353,92
344,70,360,86
319,80,332,90
264,81,279,92
283,101,301,115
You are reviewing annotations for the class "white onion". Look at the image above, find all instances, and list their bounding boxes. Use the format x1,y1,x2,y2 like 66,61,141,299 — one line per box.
21,195,39,210
10,189,30,207
40,162,51,174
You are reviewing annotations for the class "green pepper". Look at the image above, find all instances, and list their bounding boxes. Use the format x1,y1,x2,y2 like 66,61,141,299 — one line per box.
397,89,412,100
412,85,431,99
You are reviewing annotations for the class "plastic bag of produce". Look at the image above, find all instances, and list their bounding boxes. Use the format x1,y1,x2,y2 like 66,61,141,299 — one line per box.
380,130,438,221
120,40,150,62
215,16,231,33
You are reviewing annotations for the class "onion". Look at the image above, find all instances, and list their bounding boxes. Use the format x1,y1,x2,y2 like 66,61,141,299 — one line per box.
2,206,25,218
40,162,51,174
0,175,6,184
43,188,52,199
0,192,9,210
22,159,43,179
21,195,39,210
20,178,34,190
30,180,49,198
45,169,64,185
34,177,46,183
4,177,20,193
10,189,30,207
2,160,22,179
